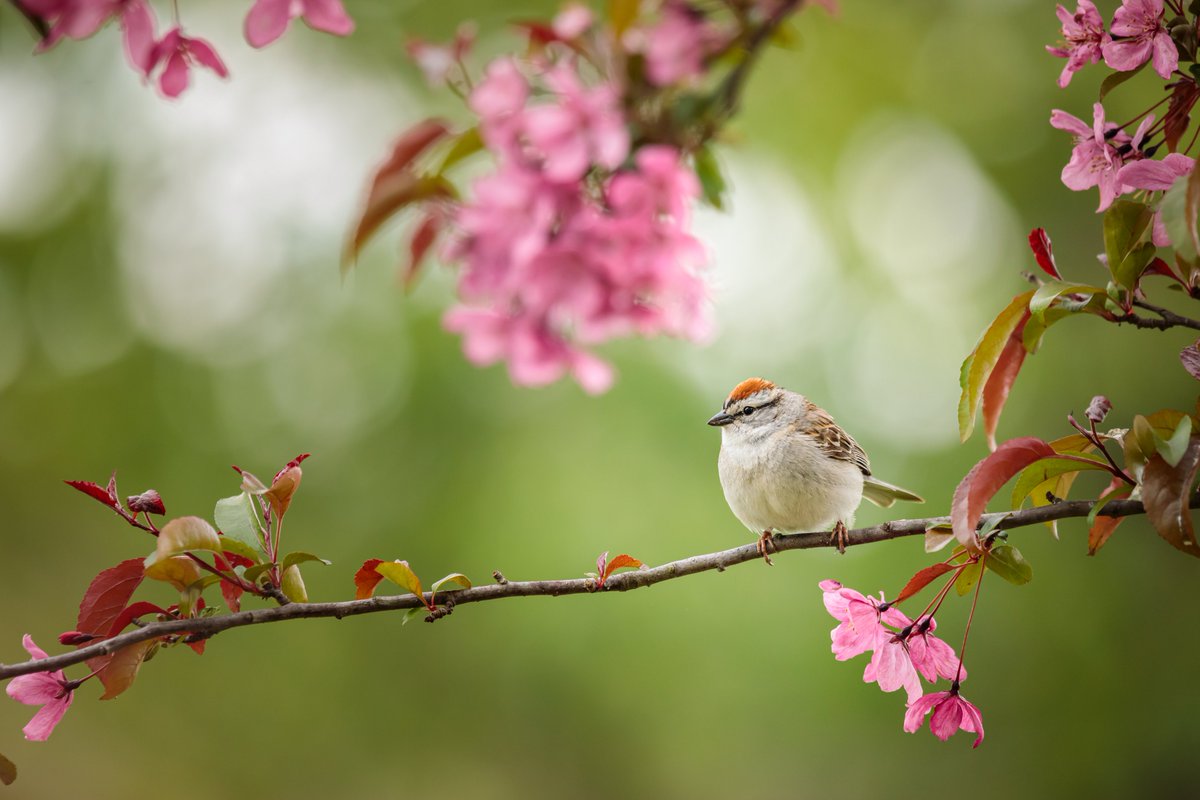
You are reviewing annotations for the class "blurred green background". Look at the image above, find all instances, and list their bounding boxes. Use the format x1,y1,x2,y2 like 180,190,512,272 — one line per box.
1,0,1198,796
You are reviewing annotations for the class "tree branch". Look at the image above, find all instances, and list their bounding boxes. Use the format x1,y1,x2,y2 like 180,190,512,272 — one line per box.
0,494,1190,681
1111,300,1200,332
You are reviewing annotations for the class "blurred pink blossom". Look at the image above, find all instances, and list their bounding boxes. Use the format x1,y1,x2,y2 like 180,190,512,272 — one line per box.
1101,0,1178,79
149,27,229,98
903,689,985,748
5,635,74,741
1046,0,1110,88
31,0,157,74
406,23,476,87
1050,103,1151,211
627,1,723,86
244,0,354,49
552,3,593,39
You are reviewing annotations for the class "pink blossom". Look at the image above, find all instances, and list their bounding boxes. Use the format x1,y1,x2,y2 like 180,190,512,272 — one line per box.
864,632,924,703
1046,0,1110,87
5,635,74,741
1050,103,1151,211
406,23,475,87
445,147,708,392
32,0,157,74
1117,152,1195,190
1102,0,1178,79
627,1,723,86
819,579,909,662
522,65,630,181
906,618,965,683
552,3,593,39
148,27,229,99
244,0,354,49
903,688,985,748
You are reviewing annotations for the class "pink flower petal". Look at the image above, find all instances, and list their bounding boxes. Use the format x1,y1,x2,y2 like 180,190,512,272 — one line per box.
158,50,190,98
301,0,355,36
1150,30,1178,78
120,0,158,75
186,36,229,78
21,694,72,742
245,0,293,48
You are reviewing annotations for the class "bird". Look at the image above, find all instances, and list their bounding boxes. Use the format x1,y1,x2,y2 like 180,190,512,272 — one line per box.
708,377,923,564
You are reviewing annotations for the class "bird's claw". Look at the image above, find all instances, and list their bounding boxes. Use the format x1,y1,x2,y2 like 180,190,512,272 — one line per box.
830,520,848,554
757,530,776,566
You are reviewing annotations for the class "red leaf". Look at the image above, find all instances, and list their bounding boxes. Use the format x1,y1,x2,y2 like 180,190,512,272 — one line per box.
58,631,99,646
354,558,386,600
511,20,561,46
403,210,443,290
952,437,1056,551
65,479,119,509
1181,341,1200,381
104,601,171,639
1088,515,1124,555
214,553,246,613
76,558,146,636
895,562,955,603
599,553,644,585
272,453,311,485
187,639,207,655
344,120,453,268
127,489,165,515
980,311,1029,451
1028,228,1061,279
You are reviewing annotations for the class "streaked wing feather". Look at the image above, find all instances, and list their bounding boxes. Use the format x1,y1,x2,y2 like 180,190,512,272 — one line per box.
806,404,871,476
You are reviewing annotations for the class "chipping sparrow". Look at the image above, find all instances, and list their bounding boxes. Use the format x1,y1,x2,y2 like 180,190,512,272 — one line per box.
708,377,923,563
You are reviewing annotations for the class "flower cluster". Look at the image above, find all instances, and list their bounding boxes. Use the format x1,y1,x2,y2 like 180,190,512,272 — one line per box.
1048,0,1197,224
24,0,354,98
819,580,984,747
444,23,711,392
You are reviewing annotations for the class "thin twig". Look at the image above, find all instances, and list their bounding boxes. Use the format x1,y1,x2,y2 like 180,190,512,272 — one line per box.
1,494,1189,682
1110,300,1200,332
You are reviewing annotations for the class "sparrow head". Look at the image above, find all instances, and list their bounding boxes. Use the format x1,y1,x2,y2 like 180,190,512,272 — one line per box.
707,377,790,434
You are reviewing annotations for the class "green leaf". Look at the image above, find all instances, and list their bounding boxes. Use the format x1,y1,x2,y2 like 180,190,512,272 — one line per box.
375,560,425,602
400,608,424,626
145,555,203,590
1161,175,1199,261
693,145,727,210
281,551,332,573
958,291,1035,441
1029,281,1103,323
147,517,222,568
1099,60,1146,100
214,493,264,557
434,127,483,174
217,536,261,564
954,560,983,596
1103,200,1155,290
242,563,275,585
430,572,471,602
1154,415,1193,467
985,543,1033,585
1010,453,1109,509
281,564,308,603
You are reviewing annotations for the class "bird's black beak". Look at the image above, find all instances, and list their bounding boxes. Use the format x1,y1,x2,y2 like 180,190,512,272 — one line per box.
707,411,734,427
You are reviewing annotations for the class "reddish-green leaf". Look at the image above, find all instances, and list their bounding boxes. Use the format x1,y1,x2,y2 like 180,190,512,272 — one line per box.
1103,200,1156,290
264,465,302,520
954,560,983,595
1010,452,1108,509
213,553,244,613
434,126,483,173
354,558,385,600
151,516,222,565
375,560,425,605
1087,479,1132,555
895,562,954,603
1029,281,1103,322
104,601,170,639
126,489,165,515
144,555,203,590
1142,435,1200,558
924,522,954,553
981,312,1029,451
952,437,1056,551
98,640,156,700
403,210,443,291
344,119,453,269
77,558,145,636
601,553,644,583
958,291,1035,442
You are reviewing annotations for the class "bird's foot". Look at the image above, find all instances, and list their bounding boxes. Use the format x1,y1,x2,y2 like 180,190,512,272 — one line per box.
757,530,777,566
830,520,848,555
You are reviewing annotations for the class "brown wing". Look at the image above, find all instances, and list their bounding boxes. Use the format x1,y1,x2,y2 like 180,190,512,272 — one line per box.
805,401,872,476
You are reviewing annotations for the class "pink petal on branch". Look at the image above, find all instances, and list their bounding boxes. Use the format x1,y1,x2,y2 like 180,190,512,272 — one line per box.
1117,153,1195,191
1102,0,1176,78
245,0,352,48
904,690,985,747
1046,0,1110,88
951,437,1056,551
119,0,157,75
5,636,73,741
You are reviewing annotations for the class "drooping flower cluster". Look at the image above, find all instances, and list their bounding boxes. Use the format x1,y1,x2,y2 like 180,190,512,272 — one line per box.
23,0,354,98
441,10,712,392
1048,0,1198,242
820,580,984,747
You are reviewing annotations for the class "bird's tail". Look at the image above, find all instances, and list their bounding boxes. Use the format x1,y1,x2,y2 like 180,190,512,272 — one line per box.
862,476,924,508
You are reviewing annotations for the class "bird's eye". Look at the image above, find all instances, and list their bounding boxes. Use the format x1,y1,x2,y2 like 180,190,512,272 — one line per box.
742,406,755,416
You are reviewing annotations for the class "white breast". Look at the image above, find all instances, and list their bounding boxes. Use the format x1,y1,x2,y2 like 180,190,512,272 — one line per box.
717,426,864,535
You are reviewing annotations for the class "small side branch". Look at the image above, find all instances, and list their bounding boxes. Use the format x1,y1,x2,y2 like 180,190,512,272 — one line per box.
1112,300,1200,332
0,495,1189,681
